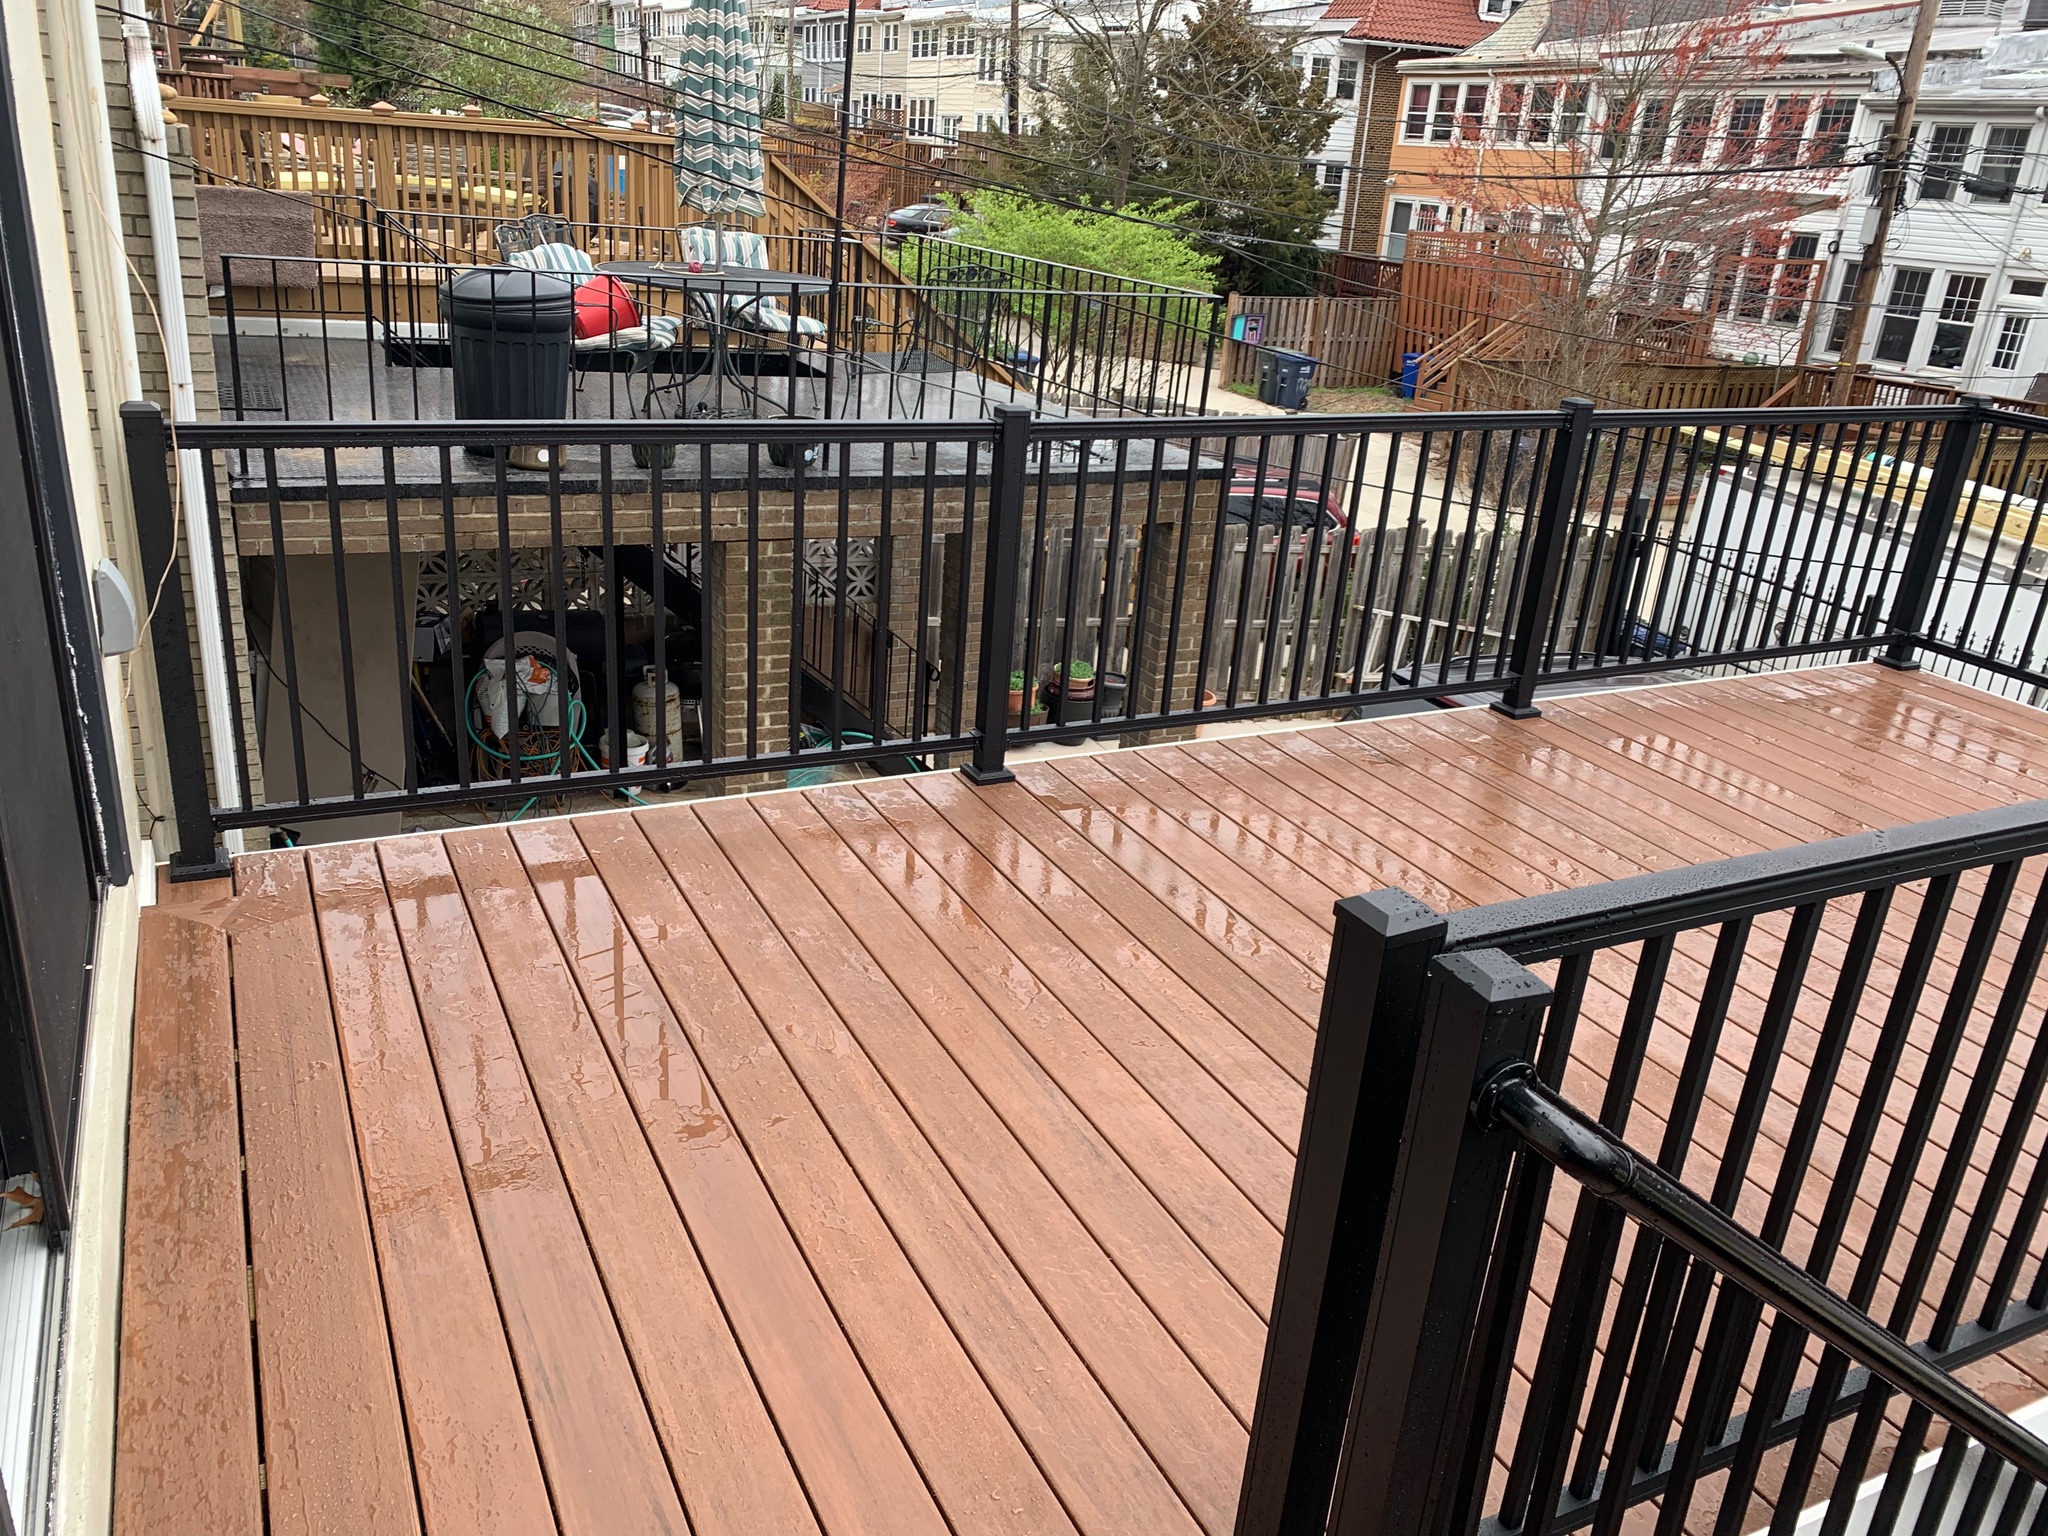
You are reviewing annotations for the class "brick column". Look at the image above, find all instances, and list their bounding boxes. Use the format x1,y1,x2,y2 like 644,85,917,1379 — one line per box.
703,536,793,793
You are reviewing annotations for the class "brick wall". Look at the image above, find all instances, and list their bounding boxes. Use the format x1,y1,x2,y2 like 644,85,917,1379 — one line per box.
1341,47,1406,257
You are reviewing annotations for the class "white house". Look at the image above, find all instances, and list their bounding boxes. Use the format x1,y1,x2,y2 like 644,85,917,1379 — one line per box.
1822,19,2048,395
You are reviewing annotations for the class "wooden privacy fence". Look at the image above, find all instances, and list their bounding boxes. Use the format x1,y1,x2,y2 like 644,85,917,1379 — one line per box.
1222,293,1401,389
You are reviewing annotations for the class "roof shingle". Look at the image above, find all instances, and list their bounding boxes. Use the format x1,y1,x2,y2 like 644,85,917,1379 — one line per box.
1323,0,1498,49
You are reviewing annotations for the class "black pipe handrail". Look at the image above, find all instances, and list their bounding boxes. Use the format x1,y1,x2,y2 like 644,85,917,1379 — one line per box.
1479,1066,2048,1488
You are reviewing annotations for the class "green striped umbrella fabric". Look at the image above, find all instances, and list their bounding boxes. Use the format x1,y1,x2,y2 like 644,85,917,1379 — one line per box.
672,0,767,218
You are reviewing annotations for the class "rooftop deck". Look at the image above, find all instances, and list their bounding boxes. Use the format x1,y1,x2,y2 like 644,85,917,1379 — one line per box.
116,664,2048,1536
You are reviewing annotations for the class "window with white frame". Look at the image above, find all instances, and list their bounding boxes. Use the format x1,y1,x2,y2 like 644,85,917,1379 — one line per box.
1336,59,1358,99
1721,97,1765,164
1975,125,2031,202
941,114,962,137
1993,315,2031,370
979,37,1001,79
1479,0,1513,16
1029,36,1050,79
975,110,1002,132
1919,123,1973,200
1927,272,1986,367
910,25,937,56
1383,198,1442,259
1322,162,1346,193
1308,56,1330,95
944,24,973,54
908,96,937,134
1809,98,1855,164
882,21,899,49
1402,80,1486,143
857,23,872,50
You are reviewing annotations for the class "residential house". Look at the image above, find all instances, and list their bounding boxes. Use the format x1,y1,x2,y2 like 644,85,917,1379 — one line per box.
1377,0,1944,368
1315,0,1505,252
1820,23,2048,394
750,0,1064,137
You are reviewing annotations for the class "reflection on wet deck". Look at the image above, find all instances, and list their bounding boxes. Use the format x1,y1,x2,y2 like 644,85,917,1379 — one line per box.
115,666,2048,1536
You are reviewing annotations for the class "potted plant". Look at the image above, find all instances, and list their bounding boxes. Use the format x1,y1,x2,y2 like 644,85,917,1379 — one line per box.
1042,660,1096,724
1007,669,1028,726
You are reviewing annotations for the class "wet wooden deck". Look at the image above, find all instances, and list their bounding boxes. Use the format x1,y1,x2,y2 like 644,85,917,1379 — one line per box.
114,664,2048,1536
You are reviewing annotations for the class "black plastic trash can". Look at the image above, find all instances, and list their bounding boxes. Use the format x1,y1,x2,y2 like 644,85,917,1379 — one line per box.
441,267,575,466
1257,348,1319,411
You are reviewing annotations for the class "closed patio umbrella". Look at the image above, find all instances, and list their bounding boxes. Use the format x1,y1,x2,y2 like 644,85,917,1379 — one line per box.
672,0,767,221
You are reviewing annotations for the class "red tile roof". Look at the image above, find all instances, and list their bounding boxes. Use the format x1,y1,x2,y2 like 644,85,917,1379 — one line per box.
1325,0,1498,49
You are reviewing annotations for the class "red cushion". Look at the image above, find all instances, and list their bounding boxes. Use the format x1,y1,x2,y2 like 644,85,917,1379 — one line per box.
572,274,640,339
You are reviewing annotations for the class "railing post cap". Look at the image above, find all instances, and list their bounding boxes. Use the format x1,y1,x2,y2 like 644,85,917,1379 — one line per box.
119,400,166,425
1336,889,1448,947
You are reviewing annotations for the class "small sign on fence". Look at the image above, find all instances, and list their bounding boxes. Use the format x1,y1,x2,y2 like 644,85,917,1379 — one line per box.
1231,313,1265,347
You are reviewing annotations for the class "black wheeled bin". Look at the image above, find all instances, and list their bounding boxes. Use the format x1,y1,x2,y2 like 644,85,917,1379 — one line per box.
441,267,576,466
1257,348,1319,411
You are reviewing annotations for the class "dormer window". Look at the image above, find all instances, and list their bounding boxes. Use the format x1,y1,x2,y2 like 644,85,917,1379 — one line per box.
1479,0,1520,19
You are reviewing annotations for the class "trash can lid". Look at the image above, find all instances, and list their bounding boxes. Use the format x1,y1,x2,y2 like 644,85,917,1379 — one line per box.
1273,348,1321,364
441,266,577,329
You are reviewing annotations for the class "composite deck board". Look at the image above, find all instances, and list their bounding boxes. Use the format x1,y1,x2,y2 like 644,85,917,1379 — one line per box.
114,885,262,1536
433,830,820,1536
746,792,1271,1410
573,811,1048,1536
302,844,558,1536
687,797,1218,1535
379,835,691,1536
801,784,1284,1308
227,852,419,1536
509,816,937,1536
116,666,2048,1536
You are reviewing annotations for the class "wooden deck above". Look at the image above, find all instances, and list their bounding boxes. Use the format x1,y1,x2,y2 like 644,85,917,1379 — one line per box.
115,665,2048,1536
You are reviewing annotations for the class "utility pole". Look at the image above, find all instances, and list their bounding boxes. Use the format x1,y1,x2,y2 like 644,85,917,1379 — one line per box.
786,0,798,121
1007,0,1020,136
1827,0,1940,404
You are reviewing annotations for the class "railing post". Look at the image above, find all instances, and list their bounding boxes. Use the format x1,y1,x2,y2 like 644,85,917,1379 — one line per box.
1322,949,1551,1536
1235,891,1448,1536
121,402,227,880
1495,397,1596,719
1879,397,1988,672
962,405,1031,786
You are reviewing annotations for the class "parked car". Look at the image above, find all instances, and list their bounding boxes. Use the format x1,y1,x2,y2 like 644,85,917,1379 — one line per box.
885,202,954,244
1223,460,1348,537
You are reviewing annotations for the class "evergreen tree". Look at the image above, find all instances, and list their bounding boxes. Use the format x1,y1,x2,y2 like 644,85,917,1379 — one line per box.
312,0,427,106
1155,0,1335,293
1022,0,1335,292
421,0,580,117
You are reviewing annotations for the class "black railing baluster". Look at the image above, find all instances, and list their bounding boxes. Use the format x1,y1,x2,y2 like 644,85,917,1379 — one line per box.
965,405,1029,784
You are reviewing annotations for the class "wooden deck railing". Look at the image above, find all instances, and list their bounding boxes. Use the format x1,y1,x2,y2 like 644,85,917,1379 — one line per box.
170,93,852,255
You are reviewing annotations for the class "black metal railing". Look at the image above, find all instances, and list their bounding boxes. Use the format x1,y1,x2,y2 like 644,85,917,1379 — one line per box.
213,241,1220,428
130,393,2048,866
1243,799,2048,1536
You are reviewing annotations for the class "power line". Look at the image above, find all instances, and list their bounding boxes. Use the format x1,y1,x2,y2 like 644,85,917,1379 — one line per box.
121,0,1332,265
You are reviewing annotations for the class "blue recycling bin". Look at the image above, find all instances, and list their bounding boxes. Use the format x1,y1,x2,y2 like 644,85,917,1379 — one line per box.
1399,351,1424,399
1258,348,1319,410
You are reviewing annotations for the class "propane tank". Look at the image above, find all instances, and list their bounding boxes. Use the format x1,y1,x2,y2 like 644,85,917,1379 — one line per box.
632,665,683,747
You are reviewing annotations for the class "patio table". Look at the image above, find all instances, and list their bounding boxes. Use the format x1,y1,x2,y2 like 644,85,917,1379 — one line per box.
598,262,834,420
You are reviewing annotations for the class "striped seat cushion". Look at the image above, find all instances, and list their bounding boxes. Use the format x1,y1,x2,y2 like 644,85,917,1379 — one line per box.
506,242,597,278
677,225,824,338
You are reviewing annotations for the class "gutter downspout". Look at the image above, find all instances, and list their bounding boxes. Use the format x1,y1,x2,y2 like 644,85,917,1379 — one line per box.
121,10,243,848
